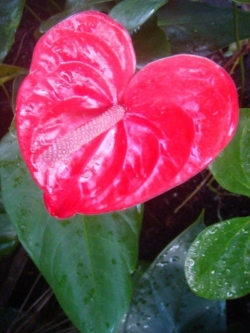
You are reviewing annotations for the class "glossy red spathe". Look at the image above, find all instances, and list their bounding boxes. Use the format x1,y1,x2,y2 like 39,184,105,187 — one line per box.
16,11,239,218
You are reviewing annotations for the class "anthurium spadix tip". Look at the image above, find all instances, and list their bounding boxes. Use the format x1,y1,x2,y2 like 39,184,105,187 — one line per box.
16,11,239,218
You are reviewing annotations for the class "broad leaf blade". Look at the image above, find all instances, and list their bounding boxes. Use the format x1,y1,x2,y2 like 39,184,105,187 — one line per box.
132,16,170,69
0,0,25,62
0,132,143,333
0,213,18,259
109,0,169,31
157,1,250,55
234,0,250,3
210,109,250,197
240,113,250,182
65,0,112,10
185,217,250,299
120,214,226,333
40,0,113,33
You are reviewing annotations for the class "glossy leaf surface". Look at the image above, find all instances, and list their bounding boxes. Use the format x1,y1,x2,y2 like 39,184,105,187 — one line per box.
157,1,250,55
109,0,168,31
132,16,170,69
0,0,25,62
0,132,143,333
185,217,250,299
210,109,250,197
16,11,239,218
39,1,114,35
0,212,18,259
234,0,250,3
119,214,226,333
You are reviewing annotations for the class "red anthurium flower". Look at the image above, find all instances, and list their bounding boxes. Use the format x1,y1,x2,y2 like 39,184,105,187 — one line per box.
16,11,239,218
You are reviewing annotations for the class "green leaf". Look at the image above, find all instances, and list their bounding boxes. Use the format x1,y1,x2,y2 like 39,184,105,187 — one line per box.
40,0,114,34
185,217,250,300
119,213,226,333
132,15,170,68
0,0,25,62
0,212,18,259
240,112,250,182
65,0,113,11
0,64,27,85
109,0,169,31
157,1,250,55
210,109,250,197
11,74,27,115
0,132,143,333
234,0,250,4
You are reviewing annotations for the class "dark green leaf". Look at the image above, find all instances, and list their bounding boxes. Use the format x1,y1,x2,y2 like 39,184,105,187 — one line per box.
210,109,250,197
65,0,113,11
157,1,250,55
234,0,250,4
40,0,114,34
185,217,250,299
0,213,18,259
39,11,73,34
109,0,169,31
0,0,25,62
0,132,143,333
240,112,250,182
132,15,170,68
119,213,226,333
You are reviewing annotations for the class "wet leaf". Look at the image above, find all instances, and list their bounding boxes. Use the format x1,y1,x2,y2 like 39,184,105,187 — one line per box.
210,109,250,197
157,1,250,55
0,132,143,333
119,214,226,333
185,217,250,299
109,0,169,31
0,0,25,62
0,213,18,259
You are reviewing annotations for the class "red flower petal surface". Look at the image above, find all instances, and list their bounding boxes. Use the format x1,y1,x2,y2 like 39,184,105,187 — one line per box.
124,54,239,190
30,11,135,100
16,11,239,218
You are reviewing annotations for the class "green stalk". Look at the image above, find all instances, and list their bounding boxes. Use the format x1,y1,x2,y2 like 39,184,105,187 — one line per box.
47,0,63,12
25,4,43,23
233,2,245,105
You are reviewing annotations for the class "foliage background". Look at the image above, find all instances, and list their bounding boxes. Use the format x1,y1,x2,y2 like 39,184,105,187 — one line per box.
1,0,250,333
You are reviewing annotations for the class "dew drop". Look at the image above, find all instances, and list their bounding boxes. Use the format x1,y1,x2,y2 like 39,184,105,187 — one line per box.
170,256,179,262
186,258,195,267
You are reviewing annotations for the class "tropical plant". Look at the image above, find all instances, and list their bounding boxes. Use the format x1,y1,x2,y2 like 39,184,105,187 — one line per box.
1,1,250,333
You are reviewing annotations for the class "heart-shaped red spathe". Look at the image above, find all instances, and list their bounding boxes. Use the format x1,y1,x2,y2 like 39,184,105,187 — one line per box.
16,11,239,218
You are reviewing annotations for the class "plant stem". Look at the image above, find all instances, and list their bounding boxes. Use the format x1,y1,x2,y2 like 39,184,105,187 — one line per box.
174,172,212,214
1,84,11,103
47,0,63,12
233,2,245,104
25,4,43,23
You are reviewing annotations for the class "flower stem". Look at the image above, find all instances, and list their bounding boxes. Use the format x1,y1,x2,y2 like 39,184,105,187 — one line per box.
25,4,43,23
233,2,245,104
